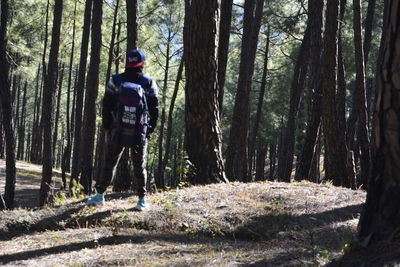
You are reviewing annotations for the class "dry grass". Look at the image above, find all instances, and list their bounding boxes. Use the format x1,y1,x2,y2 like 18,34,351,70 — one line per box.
0,160,368,266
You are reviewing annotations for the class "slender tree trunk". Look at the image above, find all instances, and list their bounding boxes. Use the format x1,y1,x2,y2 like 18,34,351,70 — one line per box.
61,2,77,189
0,0,16,210
80,0,102,194
156,29,172,189
321,0,348,186
53,63,64,164
358,0,400,244
17,81,27,160
39,0,63,206
276,20,311,183
217,0,233,111
70,0,92,189
248,30,270,181
225,0,264,181
269,141,277,180
255,141,267,181
353,0,371,187
161,57,184,178
184,0,228,185
0,114,3,159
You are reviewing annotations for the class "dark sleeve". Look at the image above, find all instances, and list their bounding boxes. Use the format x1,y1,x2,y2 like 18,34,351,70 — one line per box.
102,78,117,130
147,79,159,132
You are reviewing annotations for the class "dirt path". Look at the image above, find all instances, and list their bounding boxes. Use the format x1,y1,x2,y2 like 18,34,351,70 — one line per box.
0,161,366,266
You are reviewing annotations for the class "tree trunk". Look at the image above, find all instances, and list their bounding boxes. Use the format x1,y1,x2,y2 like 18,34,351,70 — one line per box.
321,0,348,186
93,0,118,186
126,0,138,51
61,2,77,189
184,0,228,185
255,141,267,181
358,0,400,244
248,30,270,181
113,0,138,191
39,0,63,207
161,57,184,180
217,0,233,111
53,63,64,164
0,0,16,210
80,0,102,194
225,0,264,181
17,81,27,161
276,22,311,183
70,0,92,189
353,0,371,188
363,0,376,67
269,141,277,180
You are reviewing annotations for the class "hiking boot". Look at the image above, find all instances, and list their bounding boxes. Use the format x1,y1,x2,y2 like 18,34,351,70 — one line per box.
134,198,148,211
87,193,105,205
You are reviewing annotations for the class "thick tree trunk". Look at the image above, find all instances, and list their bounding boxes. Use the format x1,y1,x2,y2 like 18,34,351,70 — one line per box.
321,0,348,186
184,0,228,185
80,0,102,194
294,0,325,182
0,0,16,210
217,0,233,111
70,0,92,189
248,30,270,181
353,0,371,188
358,0,400,244
225,0,264,181
39,0,63,206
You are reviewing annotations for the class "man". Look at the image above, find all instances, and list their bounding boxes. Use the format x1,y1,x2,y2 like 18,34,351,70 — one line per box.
88,49,159,211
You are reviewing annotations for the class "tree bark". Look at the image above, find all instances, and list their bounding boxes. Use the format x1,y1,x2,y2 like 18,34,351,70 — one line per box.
358,0,400,244
184,0,228,185
225,0,264,181
39,0,63,206
80,0,102,194
321,0,348,186
276,24,311,183
353,0,371,188
0,0,16,210
126,0,138,51
53,63,64,164
217,0,233,112
70,0,92,189
161,57,184,180
17,81,27,161
363,0,376,67
248,30,270,181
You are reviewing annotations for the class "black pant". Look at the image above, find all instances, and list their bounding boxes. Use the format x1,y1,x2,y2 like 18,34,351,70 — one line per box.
95,132,147,198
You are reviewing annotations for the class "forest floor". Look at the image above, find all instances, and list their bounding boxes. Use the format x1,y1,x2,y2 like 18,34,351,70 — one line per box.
0,159,390,266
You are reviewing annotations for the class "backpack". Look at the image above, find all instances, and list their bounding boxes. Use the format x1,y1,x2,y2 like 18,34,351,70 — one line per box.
111,75,149,147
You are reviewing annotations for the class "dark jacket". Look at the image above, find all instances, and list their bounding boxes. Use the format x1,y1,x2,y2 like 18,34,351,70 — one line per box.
102,68,159,134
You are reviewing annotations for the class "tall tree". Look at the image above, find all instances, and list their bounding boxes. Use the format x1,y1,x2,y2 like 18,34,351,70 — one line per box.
70,0,92,189
62,1,77,189
184,0,228,185
39,0,64,206
217,0,233,111
294,0,325,182
358,0,400,245
17,81,27,160
225,0,264,181
363,0,376,67
276,17,311,182
126,0,138,51
0,0,16,210
80,0,102,194
248,29,270,180
321,0,348,186
353,0,371,187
